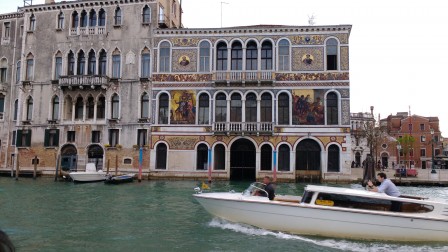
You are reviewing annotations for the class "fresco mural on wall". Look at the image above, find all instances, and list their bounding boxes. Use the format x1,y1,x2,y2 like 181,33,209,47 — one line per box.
170,90,196,124
292,89,325,125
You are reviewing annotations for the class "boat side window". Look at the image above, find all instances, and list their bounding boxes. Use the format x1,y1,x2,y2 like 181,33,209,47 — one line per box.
400,202,434,213
301,191,314,204
316,193,393,212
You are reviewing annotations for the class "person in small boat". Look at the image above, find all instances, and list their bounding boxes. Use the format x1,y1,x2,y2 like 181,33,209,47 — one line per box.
367,172,400,197
255,176,276,200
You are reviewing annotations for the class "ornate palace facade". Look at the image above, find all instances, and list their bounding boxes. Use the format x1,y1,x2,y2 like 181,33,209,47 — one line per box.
0,0,352,181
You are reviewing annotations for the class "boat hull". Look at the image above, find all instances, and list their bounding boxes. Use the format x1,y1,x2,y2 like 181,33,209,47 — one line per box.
69,172,106,182
104,174,134,184
194,192,448,242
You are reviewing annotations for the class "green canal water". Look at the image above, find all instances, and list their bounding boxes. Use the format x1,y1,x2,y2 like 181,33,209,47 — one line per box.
1,178,448,252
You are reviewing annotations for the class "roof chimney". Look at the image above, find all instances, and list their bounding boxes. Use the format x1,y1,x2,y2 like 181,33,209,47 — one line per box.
45,0,55,4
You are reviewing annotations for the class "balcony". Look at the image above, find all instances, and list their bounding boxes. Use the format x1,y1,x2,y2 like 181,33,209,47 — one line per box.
57,75,110,90
70,26,106,36
213,122,273,135
213,71,275,86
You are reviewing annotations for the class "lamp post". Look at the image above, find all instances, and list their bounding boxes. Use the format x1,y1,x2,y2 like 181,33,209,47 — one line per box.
430,128,437,175
396,143,401,169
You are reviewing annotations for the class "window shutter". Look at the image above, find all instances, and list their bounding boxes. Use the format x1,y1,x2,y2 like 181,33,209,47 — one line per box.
16,130,23,146
26,130,32,146
55,129,60,146
44,129,49,147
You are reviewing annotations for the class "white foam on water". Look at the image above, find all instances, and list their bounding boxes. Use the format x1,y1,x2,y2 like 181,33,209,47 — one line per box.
208,218,448,252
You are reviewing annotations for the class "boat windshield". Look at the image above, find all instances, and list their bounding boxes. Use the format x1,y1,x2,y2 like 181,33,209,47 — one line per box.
243,182,267,196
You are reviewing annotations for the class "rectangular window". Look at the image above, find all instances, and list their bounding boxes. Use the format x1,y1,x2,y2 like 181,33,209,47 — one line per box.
16,129,32,147
421,136,426,142
26,59,34,81
137,129,147,146
112,55,121,78
11,131,16,146
199,48,210,72
55,57,62,79
44,129,59,147
67,131,75,142
408,124,412,132
141,54,150,77
420,148,426,157
420,124,425,131
435,149,441,156
109,129,119,147
92,131,101,143
3,22,11,39
0,67,6,83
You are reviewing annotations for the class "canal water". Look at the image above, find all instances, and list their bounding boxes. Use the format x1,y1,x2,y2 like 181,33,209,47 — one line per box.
1,178,448,252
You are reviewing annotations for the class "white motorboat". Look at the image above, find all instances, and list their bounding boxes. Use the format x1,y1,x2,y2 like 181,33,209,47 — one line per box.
69,163,106,182
193,182,448,241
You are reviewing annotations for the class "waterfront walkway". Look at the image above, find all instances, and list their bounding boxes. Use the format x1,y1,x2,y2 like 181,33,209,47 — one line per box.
349,168,448,186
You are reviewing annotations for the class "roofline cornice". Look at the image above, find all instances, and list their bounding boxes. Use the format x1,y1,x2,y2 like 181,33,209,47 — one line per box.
19,0,155,13
0,12,24,20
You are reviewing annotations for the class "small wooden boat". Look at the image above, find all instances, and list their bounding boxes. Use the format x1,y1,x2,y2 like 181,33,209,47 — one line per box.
104,174,135,184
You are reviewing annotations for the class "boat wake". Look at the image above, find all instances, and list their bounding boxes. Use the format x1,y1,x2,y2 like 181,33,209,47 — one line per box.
208,218,448,252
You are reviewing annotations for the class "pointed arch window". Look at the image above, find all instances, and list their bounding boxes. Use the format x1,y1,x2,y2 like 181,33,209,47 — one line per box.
196,144,209,170
158,93,169,124
114,7,122,25
97,96,105,119
89,9,97,27
198,93,209,124
111,94,120,119
246,41,258,71
98,50,107,76
87,96,94,119
14,99,18,121
326,92,338,125
278,93,290,125
80,10,87,27
55,52,63,79
67,51,75,76
216,42,227,71
231,42,242,70
215,93,227,122
98,9,106,26
75,97,84,119
0,58,7,83
25,54,34,81
156,143,167,169
199,41,211,72
26,96,33,121
141,93,150,118
57,12,64,29
29,14,36,31
159,42,170,72
52,96,59,120
88,50,96,75
261,93,272,122
141,48,151,78
261,41,273,70
245,93,257,122
278,144,290,171
260,145,272,171
326,38,338,70
142,5,151,24
77,51,86,75
278,39,290,71
16,61,21,84
230,93,242,122
72,11,79,28
112,49,121,78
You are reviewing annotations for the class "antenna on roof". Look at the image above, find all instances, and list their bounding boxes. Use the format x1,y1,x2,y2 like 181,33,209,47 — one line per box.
24,0,33,7
308,14,316,26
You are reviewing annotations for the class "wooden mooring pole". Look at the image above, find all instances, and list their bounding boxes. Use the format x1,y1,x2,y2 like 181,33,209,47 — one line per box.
15,152,19,180
106,159,110,174
33,156,37,179
115,155,118,176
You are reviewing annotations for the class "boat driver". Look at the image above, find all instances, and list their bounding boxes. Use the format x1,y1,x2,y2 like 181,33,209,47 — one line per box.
257,176,276,200
367,172,400,197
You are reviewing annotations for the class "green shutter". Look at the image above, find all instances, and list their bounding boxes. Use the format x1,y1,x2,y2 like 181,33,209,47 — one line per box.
16,130,23,147
26,130,32,147
44,129,49,147
55,129,60,146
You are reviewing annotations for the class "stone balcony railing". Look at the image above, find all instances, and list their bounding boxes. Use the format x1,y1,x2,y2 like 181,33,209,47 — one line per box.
57,75,110,90
70,26,106,36
213,71,275,85
213,122,273,135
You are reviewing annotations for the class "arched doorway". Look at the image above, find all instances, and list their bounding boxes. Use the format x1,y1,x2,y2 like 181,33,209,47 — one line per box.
61,144,77,172
381,153,389,169
87,144,104,170
230,139,256,181
355,152,361,167
296,139,321,171
327,145,340,172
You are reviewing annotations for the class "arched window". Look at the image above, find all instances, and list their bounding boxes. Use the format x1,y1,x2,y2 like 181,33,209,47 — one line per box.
75,97,83,119
13,99,18,121
89,9,97,27
326,92,338,125
25,54,34,81
156,143,167,169
278,93,289,125
230,93,242,122
72,11,79,28
98,9,106,26
57,12,64,29
88,50,96,75
158,93,169,124
231,42,242,70
215,93,227,122
98,50,107,76
214,144,225,170
199,41,211,72
0,58,7,83
159,42,170,72
112,49,121,78
111,94,120,119
52,96,59,120
114,7,122,25
261,41,273,70
29,14,36,31
26,97,33,121
67,51,75,75
87,96,94,119
328,145,340,172
278,39,290,71
16,61,21,84
77,50,85,75
198,93,209,124
54,52,63,79
142,5,151,23
326,38,338,70
80,10,87,27
260,93,272,122
196,144,208,170
260,145,272,171
246,41,258,71
97,95,105,119
141,93,150,118
216,42,227,71
278,144,290,171
245,93,257,122
141,48,151,78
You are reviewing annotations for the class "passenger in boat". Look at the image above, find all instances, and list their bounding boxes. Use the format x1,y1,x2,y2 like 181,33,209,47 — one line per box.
256,176,276,200
367,172,402,211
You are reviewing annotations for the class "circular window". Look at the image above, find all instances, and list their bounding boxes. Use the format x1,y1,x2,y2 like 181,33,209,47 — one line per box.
381,143,388,149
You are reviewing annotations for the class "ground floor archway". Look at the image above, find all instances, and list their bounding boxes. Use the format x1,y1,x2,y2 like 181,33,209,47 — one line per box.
61,144,77,171
296,139,321,171
87,144,104,171
230,138,256,181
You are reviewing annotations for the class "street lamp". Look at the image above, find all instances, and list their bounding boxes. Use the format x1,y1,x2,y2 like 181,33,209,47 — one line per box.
396,143,401,169
430,128,437,175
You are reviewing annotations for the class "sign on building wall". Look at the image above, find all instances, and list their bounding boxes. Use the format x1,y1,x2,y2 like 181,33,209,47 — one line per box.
292,89,325,125
170,90,196,124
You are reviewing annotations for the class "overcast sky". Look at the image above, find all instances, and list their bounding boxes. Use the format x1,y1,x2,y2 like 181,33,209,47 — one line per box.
2,0,447,134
